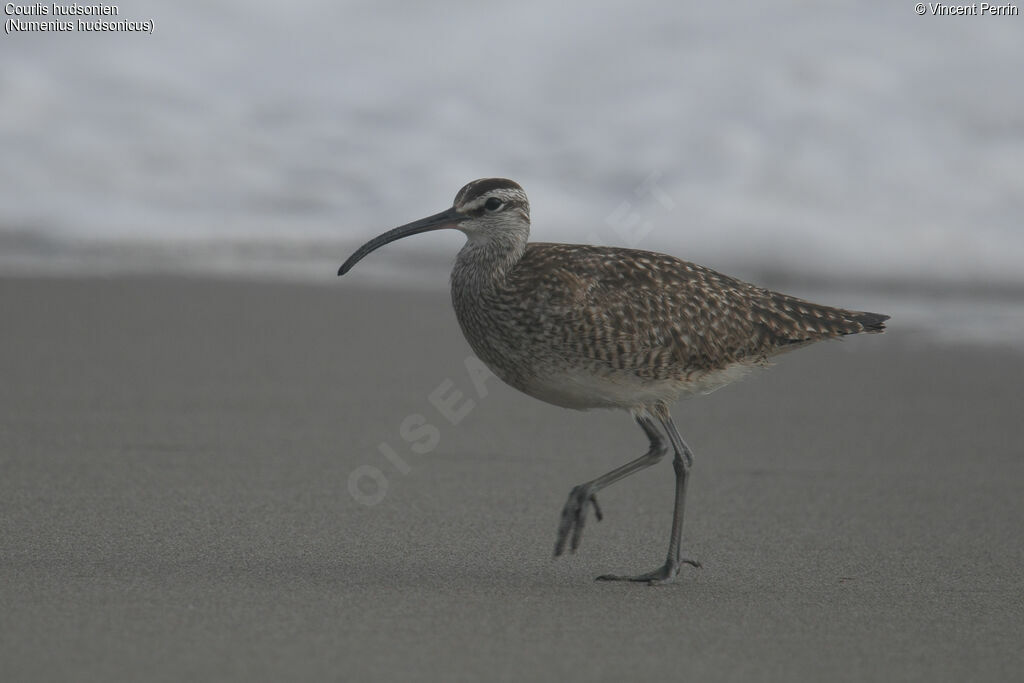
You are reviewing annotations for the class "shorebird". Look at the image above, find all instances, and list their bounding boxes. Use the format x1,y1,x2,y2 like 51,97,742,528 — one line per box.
338,178,888,584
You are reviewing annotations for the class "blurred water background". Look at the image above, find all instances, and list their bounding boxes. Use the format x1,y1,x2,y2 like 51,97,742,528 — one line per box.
2,0,1022,345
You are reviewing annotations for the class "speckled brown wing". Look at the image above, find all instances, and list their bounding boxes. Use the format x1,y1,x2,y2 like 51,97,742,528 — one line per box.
505,243,887,381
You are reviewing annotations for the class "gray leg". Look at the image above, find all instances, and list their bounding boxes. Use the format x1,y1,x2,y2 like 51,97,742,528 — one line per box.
596,404,700,584
553,413,666,557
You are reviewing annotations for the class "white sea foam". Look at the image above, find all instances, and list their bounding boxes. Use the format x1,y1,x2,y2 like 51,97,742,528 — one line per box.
1,1,1022,299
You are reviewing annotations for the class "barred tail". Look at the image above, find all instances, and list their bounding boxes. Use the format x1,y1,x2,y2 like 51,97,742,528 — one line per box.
760,291,890,347
849,311,889,334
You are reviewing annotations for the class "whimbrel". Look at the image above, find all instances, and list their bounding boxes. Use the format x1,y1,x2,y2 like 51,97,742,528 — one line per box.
338,178,888,584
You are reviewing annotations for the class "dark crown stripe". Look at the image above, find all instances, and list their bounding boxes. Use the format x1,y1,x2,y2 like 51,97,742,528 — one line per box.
455,178,523,205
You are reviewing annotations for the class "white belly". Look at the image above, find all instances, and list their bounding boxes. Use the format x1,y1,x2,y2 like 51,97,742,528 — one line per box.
513,362,758,411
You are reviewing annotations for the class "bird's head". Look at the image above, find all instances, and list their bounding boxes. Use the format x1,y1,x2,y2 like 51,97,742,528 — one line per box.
338,178,529,276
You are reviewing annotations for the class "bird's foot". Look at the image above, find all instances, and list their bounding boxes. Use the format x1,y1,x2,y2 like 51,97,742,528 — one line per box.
553,484,603,556
595,556,701,585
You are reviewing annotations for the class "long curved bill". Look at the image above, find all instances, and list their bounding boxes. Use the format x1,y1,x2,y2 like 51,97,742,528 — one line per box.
338,207,463,276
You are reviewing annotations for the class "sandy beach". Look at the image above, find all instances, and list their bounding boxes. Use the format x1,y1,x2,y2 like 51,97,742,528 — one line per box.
1,276,1021,682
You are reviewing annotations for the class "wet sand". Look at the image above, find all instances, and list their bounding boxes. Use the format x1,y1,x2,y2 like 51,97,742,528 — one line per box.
1,276,1021,681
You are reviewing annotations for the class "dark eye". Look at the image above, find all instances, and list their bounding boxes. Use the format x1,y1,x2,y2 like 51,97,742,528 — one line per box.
484,197,503,211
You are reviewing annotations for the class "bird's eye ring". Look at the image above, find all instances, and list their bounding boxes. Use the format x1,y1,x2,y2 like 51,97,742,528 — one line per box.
484,197,503,211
